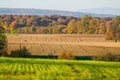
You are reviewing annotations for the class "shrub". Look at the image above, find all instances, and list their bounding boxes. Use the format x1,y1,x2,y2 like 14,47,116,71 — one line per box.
93,52,120,62
48,53,53,59
105,32,113,40
116,33,120,41
9,47,31,57
0,27,8,56
58,50,75,60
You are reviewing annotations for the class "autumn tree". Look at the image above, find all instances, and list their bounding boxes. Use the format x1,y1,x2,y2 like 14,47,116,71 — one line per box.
9,21,17,33
52,25,65,34
88,17,100,34
114,16,120,41
105,21,114,40
80,15,92,33
63,19,77,34
76,20,81,34
99,23,106,34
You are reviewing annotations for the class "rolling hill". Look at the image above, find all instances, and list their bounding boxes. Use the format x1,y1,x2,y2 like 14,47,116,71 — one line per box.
0,8,116,17
80,7,120,15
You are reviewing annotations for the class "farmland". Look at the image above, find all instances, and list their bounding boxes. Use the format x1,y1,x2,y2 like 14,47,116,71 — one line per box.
7,34,120,56
0,57,120,80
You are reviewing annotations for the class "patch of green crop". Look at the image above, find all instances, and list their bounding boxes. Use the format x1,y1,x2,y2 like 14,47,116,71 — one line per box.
5,33,18,36
0,57,120,80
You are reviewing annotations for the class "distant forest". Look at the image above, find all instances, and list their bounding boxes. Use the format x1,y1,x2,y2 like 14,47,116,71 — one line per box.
0,15,120,40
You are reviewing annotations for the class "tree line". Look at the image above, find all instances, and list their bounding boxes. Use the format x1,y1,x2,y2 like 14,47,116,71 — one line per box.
0,15,120,40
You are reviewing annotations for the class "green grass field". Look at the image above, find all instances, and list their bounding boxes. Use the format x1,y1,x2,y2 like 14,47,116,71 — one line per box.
0,57,120,80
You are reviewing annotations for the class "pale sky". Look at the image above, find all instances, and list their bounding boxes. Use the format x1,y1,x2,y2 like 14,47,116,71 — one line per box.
0,0,120,11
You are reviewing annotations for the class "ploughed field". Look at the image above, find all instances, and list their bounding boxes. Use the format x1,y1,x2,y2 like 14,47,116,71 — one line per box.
7,34,120,56
0,57,120,80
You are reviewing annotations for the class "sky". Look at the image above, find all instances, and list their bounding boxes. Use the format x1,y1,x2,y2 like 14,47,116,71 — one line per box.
0,0,120,11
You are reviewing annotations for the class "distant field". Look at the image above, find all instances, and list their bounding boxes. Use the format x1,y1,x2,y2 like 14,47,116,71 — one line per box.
0,57,120,80
7,34,120,56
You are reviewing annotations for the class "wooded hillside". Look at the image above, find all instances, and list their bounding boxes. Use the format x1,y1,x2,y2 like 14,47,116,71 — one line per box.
0,15,120,40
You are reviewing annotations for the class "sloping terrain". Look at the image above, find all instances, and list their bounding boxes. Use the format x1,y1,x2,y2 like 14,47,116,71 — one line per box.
0,8,115,17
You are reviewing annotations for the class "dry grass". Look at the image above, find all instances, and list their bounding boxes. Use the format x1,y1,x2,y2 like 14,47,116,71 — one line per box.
7,34,120,56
